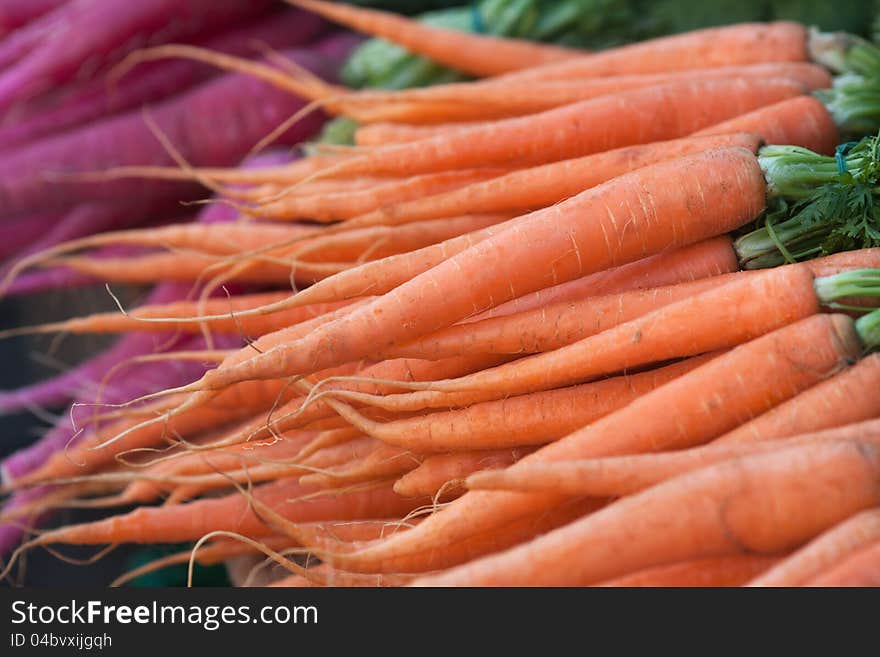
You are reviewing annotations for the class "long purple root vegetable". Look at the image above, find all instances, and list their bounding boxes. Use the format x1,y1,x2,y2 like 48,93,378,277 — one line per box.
0,0,66,38
0,1,72,72
0,0,276,113
0,40,352,218
0,8,329,150
0,211,63,260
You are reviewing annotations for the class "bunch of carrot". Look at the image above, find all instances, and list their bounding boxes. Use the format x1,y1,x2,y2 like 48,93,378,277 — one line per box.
2,1,880,587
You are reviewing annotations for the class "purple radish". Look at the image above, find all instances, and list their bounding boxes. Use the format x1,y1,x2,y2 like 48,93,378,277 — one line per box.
0,10,329,149
0,1,75,75
309,30,365,61
0,211,63,260
0,47,350,217
0,0,67,38
0,0,277,114
0,486,52,556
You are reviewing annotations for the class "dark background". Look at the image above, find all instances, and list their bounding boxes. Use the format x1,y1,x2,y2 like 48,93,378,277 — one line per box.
0,286,164,587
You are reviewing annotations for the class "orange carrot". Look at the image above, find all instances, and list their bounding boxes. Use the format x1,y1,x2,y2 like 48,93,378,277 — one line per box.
355,122,478,146
171,148,767,396
135,433,375,503
13,306,373,486
695,95,839,155
804,540,880,586
481,236,739,319
162,436,386,503
45,251,337,287
123,222,741,335
715,354,880,445
289,0,579,76
301,79,804,179
347,133,762,229
748,509,880,587
213,354,508,451
280,214,510,265
393,448,535,500
382,276,740,360
342,63,831,126
229,176,398,203
807,248,880,275
298,441,421,489
119,427,364,504
440,242,878,352
132,218,517,326
413,441,880,586
251,168,509,222
9,377,300,488
0,294,355,338
77,152,353,189
0,478,423,559
1,222,316,290
597,555,784,587
361,74,833,145
494,22,808,83
466,423,880,497
325,356,711,453
326,262,828,413
116,429,325,503
310,313,862,574
42,214,514,289
255,491,604,575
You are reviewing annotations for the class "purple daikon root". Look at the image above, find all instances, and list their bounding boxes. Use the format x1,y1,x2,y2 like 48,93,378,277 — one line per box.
0,486,52,557
0,0,276,113
0,9,329,150
0,0,73,74
0,47,344,217
0,211,62,260
0,0,67,38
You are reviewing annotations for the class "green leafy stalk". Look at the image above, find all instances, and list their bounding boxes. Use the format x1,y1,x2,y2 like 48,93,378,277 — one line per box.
735,136,880,270
808,29,880,77
814,73,880,137
758,144,873,199
814,269,880,310
856,307,880,351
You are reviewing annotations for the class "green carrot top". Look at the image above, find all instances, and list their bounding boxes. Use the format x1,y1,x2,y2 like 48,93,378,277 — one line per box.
736,135,880,269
